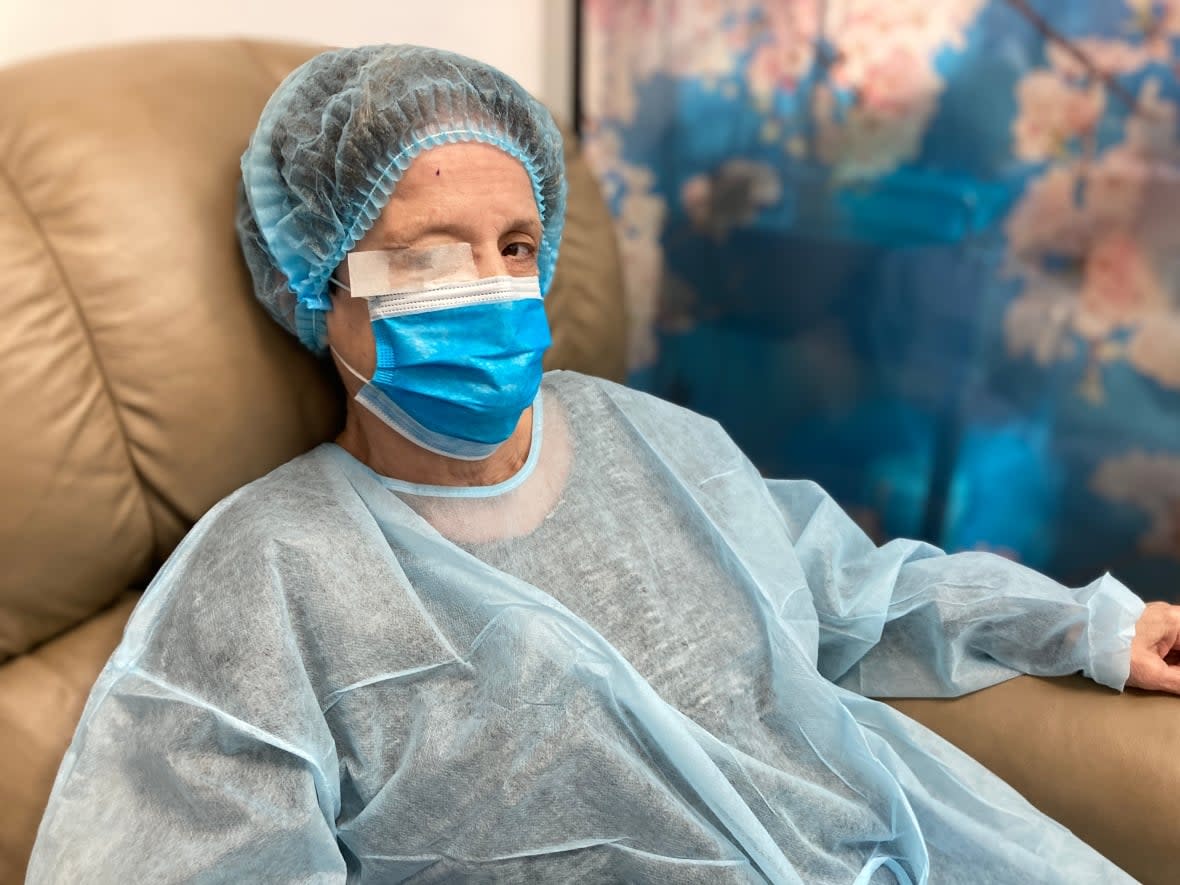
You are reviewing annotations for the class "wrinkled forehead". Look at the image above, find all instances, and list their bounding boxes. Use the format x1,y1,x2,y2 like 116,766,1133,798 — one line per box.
361,142,543,242
392,142,538,204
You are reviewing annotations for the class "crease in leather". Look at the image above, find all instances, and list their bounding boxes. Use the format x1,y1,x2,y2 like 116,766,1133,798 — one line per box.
0,184,100,541
237,39,288,90
0,158,160,572
237,39,322,90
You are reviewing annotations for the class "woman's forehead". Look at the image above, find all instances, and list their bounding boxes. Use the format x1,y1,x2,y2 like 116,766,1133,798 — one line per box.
397,143,534,200
369,142,540,240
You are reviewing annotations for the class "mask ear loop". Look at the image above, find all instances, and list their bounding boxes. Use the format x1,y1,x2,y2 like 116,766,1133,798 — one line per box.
329,345,371,386
326,277,375,387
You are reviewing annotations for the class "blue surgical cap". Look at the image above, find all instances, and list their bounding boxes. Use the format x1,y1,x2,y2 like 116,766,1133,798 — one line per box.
236,44,567,353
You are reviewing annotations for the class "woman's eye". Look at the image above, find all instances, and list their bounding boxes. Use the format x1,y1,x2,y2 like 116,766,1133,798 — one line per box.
502,242,536,260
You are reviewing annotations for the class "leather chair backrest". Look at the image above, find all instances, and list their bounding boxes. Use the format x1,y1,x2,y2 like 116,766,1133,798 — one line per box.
0,39,625,661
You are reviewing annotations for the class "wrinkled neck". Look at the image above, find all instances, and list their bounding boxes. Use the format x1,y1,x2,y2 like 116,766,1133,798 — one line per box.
334,385,534,488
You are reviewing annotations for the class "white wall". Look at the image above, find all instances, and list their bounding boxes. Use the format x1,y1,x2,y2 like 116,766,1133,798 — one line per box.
0,0,574,119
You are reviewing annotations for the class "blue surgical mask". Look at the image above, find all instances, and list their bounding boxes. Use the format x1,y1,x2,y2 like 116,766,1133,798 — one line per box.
331,275,550,461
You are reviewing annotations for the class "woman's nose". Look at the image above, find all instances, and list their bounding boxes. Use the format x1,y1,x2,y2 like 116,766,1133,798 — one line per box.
472,245,509,279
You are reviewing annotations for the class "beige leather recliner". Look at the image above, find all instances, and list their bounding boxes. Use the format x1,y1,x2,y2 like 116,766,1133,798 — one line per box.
0,38,1177,885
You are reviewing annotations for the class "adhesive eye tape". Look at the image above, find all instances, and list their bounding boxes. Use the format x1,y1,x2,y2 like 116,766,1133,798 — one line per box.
346,243,480,298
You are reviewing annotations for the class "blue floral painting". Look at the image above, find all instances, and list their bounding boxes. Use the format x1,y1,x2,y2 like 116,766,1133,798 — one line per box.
582,0,1180,601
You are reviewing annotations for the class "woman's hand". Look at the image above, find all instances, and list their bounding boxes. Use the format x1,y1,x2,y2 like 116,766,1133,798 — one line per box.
1126,601,1180,694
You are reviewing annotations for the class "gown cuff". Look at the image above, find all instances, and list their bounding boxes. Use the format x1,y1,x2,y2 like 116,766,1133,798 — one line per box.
1083,573,1146,691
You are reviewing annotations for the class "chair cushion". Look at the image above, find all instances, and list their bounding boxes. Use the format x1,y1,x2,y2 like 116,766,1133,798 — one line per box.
0,41,345,661
890,675,1180,885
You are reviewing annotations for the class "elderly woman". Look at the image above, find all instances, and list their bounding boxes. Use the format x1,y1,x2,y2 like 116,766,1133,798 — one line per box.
27,45,1180,885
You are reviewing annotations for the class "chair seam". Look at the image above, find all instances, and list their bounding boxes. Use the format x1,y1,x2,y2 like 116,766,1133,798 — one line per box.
0,158,160,561
237,37,295,89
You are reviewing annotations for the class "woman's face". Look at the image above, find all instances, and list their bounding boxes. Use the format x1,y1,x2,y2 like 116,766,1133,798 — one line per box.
326,141,542,379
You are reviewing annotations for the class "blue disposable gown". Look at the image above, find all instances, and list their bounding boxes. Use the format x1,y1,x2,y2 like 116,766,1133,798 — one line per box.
27,371,1143,884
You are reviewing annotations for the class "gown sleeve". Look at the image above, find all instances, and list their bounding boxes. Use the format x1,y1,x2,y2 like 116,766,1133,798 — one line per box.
25,494,347,884
767,478,1145,698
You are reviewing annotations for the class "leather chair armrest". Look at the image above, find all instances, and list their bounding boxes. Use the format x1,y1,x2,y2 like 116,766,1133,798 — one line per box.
888,674,1180,885
0,592,139,883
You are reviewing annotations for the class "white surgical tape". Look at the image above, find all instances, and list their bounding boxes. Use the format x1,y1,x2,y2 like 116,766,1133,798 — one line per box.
347,243,480,298
329,243,541,318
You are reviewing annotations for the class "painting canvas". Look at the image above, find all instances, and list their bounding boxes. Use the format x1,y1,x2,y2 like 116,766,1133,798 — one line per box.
580,0,1180,601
